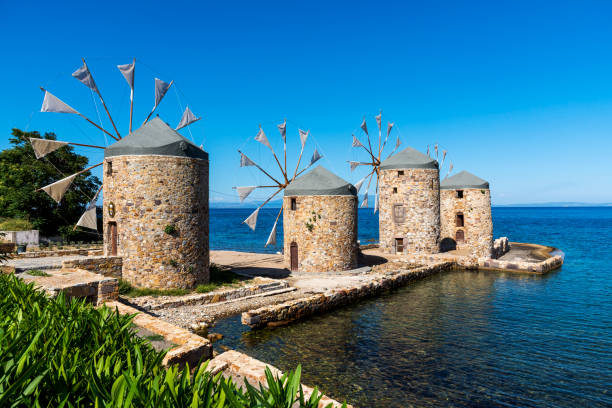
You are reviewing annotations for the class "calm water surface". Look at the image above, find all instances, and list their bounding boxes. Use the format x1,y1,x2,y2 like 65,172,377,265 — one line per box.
211,207,612,407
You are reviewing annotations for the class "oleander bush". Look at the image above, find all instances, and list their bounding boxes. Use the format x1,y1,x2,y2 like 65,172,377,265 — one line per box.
0,274,344,407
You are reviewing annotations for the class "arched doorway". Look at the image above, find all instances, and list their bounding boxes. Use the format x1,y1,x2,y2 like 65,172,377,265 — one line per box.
456,229,465,243
290,242,298,272
440,237,457,252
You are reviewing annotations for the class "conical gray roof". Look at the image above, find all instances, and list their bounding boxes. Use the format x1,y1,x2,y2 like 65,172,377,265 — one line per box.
441,170,489,190
285,166,356,196
379,147,438,170
104,117,208,160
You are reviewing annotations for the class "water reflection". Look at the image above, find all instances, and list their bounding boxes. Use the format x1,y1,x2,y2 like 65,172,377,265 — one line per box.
214,269,610,407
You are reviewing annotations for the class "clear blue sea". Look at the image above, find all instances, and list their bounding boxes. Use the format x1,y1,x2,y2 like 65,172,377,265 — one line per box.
211,207,612,407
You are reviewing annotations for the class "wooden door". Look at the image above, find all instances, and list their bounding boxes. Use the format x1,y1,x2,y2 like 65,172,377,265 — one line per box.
456,229,465,243
109,222,117,256
395,238,404,254
290,242,298,272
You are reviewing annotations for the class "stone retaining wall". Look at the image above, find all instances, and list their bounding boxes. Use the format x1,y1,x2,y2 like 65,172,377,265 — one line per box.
129,279,290,310
104,301,212,368
480,251,564,274
14,248,103,259
207,350,350,408
62,256,123,279
242,262,452,329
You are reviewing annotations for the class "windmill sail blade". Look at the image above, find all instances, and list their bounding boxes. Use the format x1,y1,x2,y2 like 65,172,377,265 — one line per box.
154,78,172,108
265,218,278,247
374,193,379,213
298,129,309,148
278,120,286,143
176,107,201,130
360,118,368,135
40,174,77,203
375,113,382,132
117,62,135,92
72,62,98,93
441,150,447,167
243,208,259,231
41,91,78,114
76,201,98,230
361,192,369,208
354,176,367,193
29,138,68,159
310,148,322,166
236,186,257,202
426,145,430,157
240,153,256,167
352,135,363,147
350,161,369,171
255,127,273,150
387,122,394,137
434,144,439,159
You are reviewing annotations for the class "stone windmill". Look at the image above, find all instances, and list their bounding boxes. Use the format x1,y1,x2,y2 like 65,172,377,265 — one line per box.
234,121,323,247
31,59,208,289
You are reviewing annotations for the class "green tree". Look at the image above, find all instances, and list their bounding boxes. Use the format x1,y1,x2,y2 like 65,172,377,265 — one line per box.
0,129,101,238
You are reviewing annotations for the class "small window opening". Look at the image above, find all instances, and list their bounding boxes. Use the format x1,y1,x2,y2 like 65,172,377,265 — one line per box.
107,161,113,176
393,187,398,194
290,198,297,211
431,179,436,189
395,238,404,253
398,170,404,177
456,229,465,242
456,213,464,227
456,190,464,199
393,204,405,223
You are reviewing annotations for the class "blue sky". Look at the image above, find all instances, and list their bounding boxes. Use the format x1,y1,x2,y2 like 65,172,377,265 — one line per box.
2,1,612,205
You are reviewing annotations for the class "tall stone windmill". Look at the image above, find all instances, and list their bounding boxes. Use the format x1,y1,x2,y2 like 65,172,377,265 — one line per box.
31,59,208,289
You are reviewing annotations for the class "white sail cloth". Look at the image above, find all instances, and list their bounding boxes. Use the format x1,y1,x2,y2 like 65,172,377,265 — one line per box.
387,122,394,137
117,61,135,102
265,218,278,247
299,129,309,148
255,127,273,150
41,91,78,114
354,176,367,192
375,113,382,131
243,208,259,231
361,192,369,208
352,135,363,147
76,200,98,230
310,148,322,166
154,78,171,108
240,153,256,167
236,186,257,202
277,120,286,143
360,118,368,135
29,138,68,159
72,62,98,93
41,174,77,203
176,107,200,130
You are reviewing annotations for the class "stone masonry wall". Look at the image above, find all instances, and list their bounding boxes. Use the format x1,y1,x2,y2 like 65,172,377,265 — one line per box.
379,168,440,255
283,195,358,272
440,188,493,258
103,155,209,289
61,256,123,279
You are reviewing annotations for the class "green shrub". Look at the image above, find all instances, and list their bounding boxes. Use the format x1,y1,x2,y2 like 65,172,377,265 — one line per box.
0,218,33,231
0,274,344,407
26,269,50,277
118,279,189,297
196,264,244,293
164,224,177,235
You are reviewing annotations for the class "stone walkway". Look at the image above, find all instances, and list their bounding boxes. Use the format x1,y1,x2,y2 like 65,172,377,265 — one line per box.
6,255,89,272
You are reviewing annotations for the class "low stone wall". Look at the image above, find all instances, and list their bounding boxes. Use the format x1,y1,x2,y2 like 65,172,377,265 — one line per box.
129,279,290,310
242,262,452,329
492,237,511,259
21,268,118,306
15,248,103,259
207,350,350,408
62,256,123,279
104,301,212,368
480,252,564,274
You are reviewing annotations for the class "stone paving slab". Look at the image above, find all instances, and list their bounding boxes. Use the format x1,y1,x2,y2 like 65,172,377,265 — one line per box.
7,255,89,272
